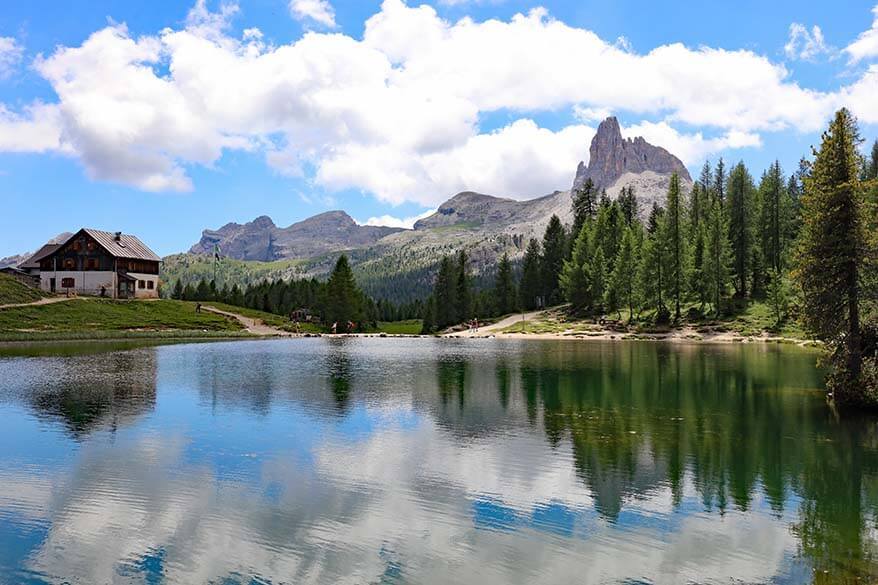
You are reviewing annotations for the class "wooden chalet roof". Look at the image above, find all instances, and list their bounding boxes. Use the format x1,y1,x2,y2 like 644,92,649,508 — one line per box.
52,229,161,262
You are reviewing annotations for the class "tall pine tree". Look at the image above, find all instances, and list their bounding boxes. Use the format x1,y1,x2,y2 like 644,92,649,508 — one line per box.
665,173,688,321
572,178,598,239
456,250,472,322
325,255,364,331
494,253,517,315
795,108,868,402
541,215,567,305
520,238,542,310
727,162,755,297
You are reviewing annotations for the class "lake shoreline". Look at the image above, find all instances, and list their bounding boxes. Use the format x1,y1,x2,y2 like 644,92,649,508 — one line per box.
0,329,820,347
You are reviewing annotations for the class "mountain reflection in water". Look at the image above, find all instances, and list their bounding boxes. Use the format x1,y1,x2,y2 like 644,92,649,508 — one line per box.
0,338,874,584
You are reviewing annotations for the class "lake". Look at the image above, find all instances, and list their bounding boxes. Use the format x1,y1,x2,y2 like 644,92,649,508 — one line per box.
0,338,874,584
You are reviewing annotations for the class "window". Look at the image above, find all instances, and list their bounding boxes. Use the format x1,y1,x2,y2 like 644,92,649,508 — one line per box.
87,241,95,251
61,277,74,288
86,258,99,270
147,281,154,290
138,280,146,289
72,240,82,251
63,258,75,270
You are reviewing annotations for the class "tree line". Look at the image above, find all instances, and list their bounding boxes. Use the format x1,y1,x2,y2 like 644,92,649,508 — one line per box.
170,255,424,332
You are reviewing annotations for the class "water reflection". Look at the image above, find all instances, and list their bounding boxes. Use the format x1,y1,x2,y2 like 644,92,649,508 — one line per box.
0,339,875,583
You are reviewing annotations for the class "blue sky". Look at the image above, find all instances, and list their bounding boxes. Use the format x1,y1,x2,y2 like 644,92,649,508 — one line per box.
1,0,877,258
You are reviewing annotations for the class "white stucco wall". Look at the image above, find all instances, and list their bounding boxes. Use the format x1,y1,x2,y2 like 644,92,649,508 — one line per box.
41,271,116,297
40,271,159,298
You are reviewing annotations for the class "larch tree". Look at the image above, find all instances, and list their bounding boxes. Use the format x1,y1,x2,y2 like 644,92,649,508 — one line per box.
665,173,688,321
494,253,517,315
704,193,731,317
619,186,639,226
727,162,756,297
325,255,364,331
609,227,637,321
795,108,869,403
456,250,472,322
541,215,568,305
572,178,598,239
520,238,543,310
561,224,592,313
434,255,458,329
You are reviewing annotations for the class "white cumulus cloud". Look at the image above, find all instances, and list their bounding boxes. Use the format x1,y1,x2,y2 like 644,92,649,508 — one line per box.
845,4,878,63
0,0,877,205
289,0,337,28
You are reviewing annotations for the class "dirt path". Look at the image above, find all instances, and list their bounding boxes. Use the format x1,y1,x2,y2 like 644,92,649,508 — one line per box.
201,305,290,336
0,296,75,310
445,310,544,338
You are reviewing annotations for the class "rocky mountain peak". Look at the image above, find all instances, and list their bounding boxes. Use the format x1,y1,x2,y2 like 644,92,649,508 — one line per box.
573,117,691,192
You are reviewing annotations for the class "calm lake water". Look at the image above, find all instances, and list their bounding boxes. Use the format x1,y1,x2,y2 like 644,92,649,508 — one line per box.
0,338,875,584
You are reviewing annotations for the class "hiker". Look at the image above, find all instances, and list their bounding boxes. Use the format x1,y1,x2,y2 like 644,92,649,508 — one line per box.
100,286,106,298
195,303,202,314
331,322,337,334
294,320,300,334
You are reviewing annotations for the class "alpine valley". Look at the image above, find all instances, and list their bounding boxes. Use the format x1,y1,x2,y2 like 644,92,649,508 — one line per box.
162,117,693,302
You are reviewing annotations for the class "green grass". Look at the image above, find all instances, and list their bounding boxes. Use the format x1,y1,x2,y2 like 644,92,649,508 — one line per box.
0,274,46,305
0,299,245,340
375,320,422,335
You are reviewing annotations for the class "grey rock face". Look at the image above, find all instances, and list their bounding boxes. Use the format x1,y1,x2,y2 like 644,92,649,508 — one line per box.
190,211,402,261
573,117,691,192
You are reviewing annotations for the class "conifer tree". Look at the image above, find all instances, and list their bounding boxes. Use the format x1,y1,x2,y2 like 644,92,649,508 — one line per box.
690,222,708,311
867,140,878,181
561,225,592,312
421,296,436,334
609,227,637,321
572,178,598,238
229,283,244,307
172,279,184,300
520,238,542,310
434,256,458,329
541,215,567,304
195,278,211,302
665,173,688,320
638,215,671,322
182,283,196,301
325,255,364,331
714,158,726,207
591,247,607,314
618,186,639,226
759,161,788,273
727,162,756,297
704,194,731,317
494,253,516,315
767,268,789,329
795,108,867,401
456,250,472,322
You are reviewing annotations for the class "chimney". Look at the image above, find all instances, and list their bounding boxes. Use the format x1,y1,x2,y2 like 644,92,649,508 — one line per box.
114,231,122,241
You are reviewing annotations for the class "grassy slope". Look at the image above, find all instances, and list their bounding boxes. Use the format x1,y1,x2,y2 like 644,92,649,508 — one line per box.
0,274,46,305
0,299,246,340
